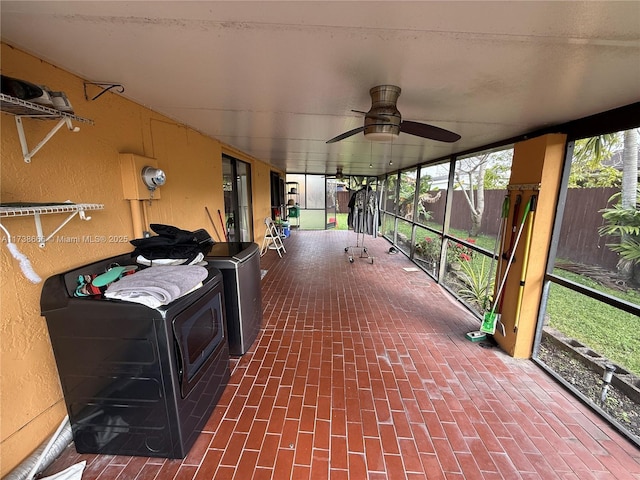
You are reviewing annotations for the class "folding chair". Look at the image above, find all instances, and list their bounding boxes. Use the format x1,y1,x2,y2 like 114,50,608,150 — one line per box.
260,217,286,257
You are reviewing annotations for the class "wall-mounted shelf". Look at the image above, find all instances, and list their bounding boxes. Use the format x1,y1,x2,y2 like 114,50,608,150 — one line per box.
507,183,541,191
0,203,104,248
286,181,300,228
0,93,94,163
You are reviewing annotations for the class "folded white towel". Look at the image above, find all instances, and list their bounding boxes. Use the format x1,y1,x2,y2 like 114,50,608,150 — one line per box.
136,252,205,266
105,265,208,308
106,282,203,308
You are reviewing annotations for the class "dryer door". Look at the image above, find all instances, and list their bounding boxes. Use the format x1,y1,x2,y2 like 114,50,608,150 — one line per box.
172,285,225,398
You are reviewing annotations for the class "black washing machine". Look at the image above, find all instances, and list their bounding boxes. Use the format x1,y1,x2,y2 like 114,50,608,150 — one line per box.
40,253,230,458
206,242,262,355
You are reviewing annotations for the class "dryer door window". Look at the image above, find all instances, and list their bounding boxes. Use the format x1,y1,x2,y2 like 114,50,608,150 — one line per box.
173,288,224,397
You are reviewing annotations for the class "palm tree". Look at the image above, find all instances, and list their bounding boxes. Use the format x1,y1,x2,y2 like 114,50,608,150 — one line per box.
621,128,639,209
569,133,620,187
596,128,640,283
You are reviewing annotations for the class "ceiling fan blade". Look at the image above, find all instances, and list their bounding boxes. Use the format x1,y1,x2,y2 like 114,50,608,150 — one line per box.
400,120,461,143
326,126,365,144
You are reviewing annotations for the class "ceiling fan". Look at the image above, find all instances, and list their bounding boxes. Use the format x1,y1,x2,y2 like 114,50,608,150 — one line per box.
326,85,461,144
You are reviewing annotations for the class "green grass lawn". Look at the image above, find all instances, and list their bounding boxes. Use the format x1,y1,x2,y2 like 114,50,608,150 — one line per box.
547,270,640,376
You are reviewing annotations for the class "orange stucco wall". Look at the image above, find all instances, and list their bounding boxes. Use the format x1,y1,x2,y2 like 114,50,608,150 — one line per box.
0,43,278,476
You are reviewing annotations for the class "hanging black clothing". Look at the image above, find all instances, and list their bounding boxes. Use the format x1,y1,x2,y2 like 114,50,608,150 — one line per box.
349,187,379,237
347,189,356,228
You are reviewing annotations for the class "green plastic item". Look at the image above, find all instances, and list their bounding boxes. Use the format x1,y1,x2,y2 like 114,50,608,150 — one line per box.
91,265,137,287
465,331,487,342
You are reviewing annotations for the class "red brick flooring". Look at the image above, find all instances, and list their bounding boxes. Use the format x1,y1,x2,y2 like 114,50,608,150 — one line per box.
43,230,639,479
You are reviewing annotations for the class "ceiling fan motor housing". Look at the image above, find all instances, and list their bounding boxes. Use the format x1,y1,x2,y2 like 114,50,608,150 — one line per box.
364,85,402,140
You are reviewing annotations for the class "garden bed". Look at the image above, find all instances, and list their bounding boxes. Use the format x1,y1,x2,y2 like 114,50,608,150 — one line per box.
537,327,640,443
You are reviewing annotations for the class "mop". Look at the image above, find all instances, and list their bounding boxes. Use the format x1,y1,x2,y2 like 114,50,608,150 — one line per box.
492,195,513,335
479,196,510,335
480,196,533,335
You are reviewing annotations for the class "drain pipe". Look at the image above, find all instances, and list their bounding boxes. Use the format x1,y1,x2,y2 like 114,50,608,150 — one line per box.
600,364,616,405
4,415,72,480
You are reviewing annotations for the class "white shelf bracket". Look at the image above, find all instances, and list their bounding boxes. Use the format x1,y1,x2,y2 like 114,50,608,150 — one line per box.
15,116,80,163
33,207,92,248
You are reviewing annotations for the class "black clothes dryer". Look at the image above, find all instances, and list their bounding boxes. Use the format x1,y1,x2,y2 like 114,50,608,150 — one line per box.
206,242,262,355
40,253,230,458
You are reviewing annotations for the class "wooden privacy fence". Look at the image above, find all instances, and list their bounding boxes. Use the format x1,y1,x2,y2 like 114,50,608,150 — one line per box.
422,188,621,270
337,191,351,213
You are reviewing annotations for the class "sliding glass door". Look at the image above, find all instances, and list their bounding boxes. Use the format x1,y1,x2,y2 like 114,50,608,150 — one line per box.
222,155,253,242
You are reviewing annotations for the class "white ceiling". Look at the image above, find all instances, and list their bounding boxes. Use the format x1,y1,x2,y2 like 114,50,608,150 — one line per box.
1,1,639,176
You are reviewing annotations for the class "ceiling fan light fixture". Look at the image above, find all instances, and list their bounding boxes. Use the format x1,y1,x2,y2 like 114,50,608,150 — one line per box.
364,130,399,142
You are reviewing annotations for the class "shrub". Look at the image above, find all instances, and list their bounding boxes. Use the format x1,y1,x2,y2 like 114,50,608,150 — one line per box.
456,256,494,312
447,238,475,264
415,236,442,262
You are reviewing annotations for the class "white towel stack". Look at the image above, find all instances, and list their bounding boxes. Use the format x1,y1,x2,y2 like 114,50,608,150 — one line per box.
105,265,208,308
